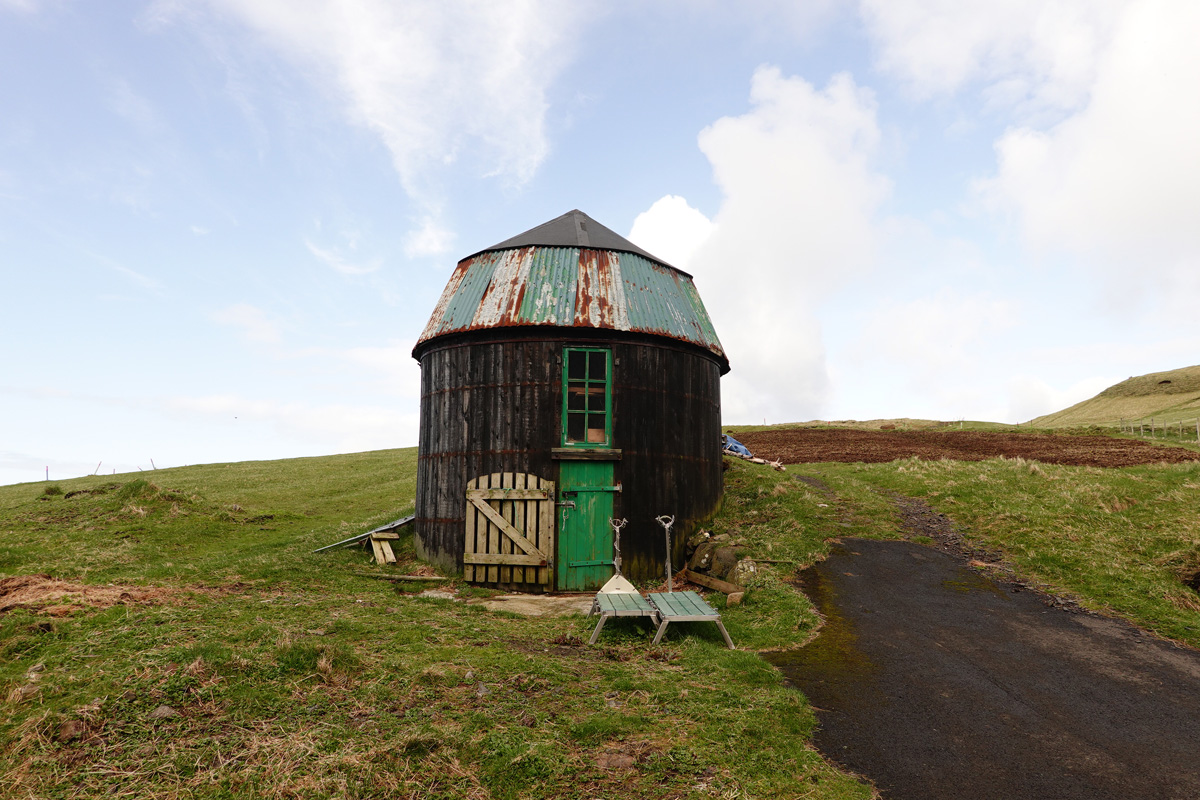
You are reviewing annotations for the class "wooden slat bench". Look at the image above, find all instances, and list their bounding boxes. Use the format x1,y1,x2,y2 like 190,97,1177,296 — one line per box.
647,591,735,649
587,592,658,645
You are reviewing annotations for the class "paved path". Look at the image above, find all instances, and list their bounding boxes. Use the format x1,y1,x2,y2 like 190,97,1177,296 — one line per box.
767,539,1200,800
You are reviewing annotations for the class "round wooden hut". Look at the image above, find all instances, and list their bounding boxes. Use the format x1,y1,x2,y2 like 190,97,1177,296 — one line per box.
412,209,729,591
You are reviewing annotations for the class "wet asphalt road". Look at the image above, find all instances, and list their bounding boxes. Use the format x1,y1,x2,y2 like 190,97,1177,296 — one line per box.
766,539,1200,800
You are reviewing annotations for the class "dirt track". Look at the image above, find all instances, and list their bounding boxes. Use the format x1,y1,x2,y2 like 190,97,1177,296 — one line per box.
769,534,1200,800
736,429,1200,468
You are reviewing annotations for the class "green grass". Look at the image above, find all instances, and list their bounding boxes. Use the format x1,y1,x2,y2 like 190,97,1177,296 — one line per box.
793,457,1200,645
4,439,1199,798
0,452,869,800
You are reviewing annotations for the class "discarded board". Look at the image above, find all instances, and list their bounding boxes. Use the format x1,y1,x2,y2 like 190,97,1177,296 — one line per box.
679,568,741,595
353,572,449,583
370,534,397,565
313,514,414,553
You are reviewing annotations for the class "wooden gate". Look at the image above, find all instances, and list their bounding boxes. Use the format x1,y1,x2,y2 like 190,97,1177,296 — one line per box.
464,473,555,588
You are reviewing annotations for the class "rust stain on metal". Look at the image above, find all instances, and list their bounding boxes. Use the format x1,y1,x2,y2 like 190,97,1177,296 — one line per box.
415,243,726,370
418,259,471,343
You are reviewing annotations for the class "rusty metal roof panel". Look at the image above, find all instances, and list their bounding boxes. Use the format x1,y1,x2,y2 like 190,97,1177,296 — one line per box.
620,253,719,345
518,246,579,326
415,213,726,370
420,251,503,340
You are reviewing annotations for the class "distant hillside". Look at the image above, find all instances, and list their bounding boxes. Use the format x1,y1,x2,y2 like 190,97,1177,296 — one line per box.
1033,365,1200,427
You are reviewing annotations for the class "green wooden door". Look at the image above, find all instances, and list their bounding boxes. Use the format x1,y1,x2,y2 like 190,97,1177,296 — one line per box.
557,461,615,590
557,347,617,591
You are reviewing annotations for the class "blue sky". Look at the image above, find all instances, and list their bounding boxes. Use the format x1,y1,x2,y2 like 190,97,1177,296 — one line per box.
3,0,1198,486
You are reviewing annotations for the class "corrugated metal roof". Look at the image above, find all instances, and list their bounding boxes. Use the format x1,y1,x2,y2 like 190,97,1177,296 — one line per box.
415,231,727,371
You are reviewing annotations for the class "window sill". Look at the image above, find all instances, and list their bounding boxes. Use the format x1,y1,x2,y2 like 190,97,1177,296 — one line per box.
551,448,622,461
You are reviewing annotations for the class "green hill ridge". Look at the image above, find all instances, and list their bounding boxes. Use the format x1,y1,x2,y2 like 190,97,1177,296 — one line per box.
1033,365,1200,428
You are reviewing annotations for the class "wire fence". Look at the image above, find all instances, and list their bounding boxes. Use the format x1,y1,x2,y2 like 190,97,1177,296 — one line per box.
1120,417,1200,443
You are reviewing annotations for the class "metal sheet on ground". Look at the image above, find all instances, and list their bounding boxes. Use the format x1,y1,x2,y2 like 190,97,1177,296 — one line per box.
767,538,1200,800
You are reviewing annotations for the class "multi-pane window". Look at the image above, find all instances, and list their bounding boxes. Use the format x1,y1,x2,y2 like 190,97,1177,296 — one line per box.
562,348,611,446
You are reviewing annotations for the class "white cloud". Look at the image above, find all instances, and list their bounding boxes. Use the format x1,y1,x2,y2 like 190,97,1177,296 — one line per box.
85,249,163,291
654,67,888,424
108,79,163,136
849,289,1018,380
305,239,380,275
978,0,1200,300
173,0,582,201
1007,373,1115,423
212,303,282,344
859,0,1127,117
403,216,455,258
628,195,714,270
0,0,41,12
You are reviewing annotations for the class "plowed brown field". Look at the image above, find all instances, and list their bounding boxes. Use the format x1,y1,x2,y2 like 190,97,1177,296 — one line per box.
735,429,1200,468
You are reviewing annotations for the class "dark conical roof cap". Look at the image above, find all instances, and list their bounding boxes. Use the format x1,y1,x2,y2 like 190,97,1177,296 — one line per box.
473,209,680,271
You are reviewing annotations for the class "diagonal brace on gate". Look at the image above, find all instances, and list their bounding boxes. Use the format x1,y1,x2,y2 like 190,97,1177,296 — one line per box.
465,489,550,559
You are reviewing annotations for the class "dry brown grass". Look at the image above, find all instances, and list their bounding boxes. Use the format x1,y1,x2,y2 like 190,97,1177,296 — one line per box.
0,574,178,616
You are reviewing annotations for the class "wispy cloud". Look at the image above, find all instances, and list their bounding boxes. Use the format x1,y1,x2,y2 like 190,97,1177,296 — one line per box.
403,216,454,258
0,0,41,13
107,78,164,137
85,249,163,291
212,303,282,344
158,0,585,210
304,239,380,275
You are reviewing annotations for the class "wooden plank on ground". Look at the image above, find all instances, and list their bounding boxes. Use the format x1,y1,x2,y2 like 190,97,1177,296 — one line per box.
679,568,741,595
379,540,396,564
370,538,387,565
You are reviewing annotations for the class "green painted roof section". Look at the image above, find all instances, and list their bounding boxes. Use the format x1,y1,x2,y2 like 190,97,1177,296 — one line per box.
416,212,727,371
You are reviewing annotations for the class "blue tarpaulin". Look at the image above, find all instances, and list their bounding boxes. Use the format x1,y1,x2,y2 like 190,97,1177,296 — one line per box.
721,434,752,457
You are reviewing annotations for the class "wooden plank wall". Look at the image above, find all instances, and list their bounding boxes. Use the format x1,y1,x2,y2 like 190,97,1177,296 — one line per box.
414,332,723,585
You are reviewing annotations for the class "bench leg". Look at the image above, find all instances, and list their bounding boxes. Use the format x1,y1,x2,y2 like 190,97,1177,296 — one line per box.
588,614,609,645
652,618,671,645
714,620,735,650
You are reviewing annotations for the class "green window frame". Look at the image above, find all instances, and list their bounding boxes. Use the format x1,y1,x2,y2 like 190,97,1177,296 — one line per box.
561,347,612,447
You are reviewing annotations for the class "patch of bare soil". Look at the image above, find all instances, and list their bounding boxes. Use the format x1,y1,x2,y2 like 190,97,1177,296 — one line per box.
0,574,179,616
739,428,1200,467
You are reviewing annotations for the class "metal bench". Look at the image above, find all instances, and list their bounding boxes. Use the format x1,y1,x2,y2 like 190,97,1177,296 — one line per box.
647,590,735,649
587,591,658,644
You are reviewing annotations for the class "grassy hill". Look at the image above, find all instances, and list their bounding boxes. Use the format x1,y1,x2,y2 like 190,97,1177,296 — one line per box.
2,443,1198,798
1033,365,1200,429
0,449,868,799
